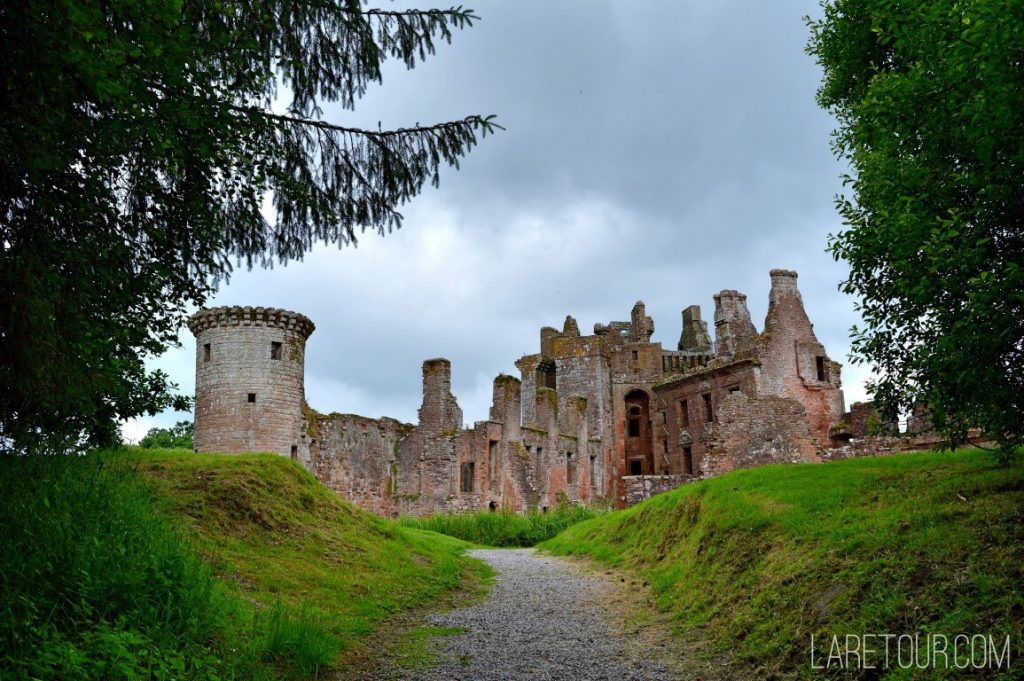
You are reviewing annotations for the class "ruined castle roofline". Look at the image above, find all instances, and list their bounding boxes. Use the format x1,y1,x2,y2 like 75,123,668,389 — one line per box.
713,289,748,301
653,357,760,391
187,305,315,339
770,268,798,278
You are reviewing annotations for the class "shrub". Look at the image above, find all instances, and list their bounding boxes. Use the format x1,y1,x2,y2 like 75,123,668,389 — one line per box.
399,504,601,547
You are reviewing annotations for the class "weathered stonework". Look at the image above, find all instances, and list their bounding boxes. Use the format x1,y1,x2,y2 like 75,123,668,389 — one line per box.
190,271,876,514
188,307,314,457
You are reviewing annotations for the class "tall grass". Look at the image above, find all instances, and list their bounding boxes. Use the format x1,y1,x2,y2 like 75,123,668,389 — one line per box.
399,505,601,547
258,602,340,678
0,454,233,679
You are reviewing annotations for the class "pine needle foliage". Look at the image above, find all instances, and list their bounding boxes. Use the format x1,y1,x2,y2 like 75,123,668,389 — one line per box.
0,1,500,452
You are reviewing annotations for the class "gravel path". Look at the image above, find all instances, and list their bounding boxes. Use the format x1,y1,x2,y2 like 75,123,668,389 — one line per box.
383,548,678,681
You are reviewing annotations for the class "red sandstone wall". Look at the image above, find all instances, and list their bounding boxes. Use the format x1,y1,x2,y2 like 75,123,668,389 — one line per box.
756,270,844,445
702,393,820,477
307,413,412,516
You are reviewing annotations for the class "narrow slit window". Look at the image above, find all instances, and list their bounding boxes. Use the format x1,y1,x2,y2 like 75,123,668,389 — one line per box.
683,446,693,475
488,440,498,482
566,452,576,484
290,445,297,459
247,393,256,403
631,350,639,361
590,455,597,486
678,400,689,428
271,341,282,360
702,393,713,422
203,343,211,362
460,462,475,493
816,356,826,381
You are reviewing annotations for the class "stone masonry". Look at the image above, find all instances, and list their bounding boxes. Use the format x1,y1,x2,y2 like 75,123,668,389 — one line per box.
189,270,883,514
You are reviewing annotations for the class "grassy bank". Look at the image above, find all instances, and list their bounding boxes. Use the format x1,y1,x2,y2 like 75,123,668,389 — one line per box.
541,450,1023,679
399,504,601,547
1,449,484,679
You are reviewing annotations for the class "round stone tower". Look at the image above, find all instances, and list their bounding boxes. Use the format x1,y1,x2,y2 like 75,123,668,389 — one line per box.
187,306,315,456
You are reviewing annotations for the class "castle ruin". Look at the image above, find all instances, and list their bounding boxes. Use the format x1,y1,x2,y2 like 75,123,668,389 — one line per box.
189,269,865,514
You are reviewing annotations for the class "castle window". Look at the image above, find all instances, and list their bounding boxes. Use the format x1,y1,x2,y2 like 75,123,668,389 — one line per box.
271,342,282,360
460,462,475,493
702,393,713,422
678,399,689,428
488,440,498,483
683,446,693,475
660,411,667,423
248,393,256,403
590,455,597,485
290,445,297,459
629,460,642,475
203,343,211,362
536,360,556,390
627,404,642,437
566,452,576,484
627,416,641,437
663,440,668,454
631,350,638,361
816,356,826,381
729,385,742,395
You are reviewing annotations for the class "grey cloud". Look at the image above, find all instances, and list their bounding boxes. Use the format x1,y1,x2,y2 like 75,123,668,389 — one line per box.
125,0,869,441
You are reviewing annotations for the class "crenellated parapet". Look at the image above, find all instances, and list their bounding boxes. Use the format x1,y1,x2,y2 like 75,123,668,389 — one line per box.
187,306,315,339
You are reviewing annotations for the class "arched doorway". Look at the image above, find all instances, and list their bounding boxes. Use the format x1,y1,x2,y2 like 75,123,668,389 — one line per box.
624,390,653,475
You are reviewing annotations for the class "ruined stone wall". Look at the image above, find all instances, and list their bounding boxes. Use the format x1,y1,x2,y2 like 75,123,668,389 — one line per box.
702,393,819,477
306,413,412,516
623,474,695,506
654,360,760,477
756,270,844,445
189,307,314,457
714,290,758,358
829,401,898,441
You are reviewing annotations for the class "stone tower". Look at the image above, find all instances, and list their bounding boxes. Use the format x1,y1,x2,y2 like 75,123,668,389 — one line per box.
187,306,314,456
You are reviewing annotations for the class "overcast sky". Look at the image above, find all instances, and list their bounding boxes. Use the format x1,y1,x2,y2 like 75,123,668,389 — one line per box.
124,0,873,442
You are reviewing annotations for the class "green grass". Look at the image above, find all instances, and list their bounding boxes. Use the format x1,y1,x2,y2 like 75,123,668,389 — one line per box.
541,450,1023,679
1,448,486,679
398,504,602,547
0,453,236,679
132,448,488,675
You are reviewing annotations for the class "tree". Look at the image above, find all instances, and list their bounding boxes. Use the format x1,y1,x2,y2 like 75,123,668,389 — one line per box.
806,1,1024,456
139,420,194,449
0,1,499,452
